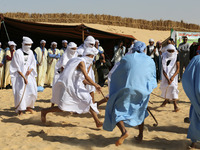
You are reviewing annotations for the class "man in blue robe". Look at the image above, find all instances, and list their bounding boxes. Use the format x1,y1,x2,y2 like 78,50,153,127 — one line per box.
103,41,157,146
182,55,200,148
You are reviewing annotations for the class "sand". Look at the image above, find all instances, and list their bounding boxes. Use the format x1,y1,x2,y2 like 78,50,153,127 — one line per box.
0,24,196,150
0,82,197,150
40,22,170,44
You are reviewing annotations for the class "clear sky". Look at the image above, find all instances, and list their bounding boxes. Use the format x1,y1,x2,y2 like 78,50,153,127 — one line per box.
0,0,199,25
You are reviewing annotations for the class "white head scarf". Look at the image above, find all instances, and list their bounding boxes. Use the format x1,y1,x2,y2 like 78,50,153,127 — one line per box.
40,40,46,44
84,36,95,48
51,42,57,48
22,36,33,52
162,44,177,75
0,42,1,46
83,47,98,65
62,40,68,44
149,39,154,43
66,42,77,56
95,39,100,46
8,41,17,46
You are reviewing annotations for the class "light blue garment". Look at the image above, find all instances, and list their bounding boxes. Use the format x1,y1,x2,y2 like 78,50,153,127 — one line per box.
103,52,157,131
182,55,200,142
132,41,146,53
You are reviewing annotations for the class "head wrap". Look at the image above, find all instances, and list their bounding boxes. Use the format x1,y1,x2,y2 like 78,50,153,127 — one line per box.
132,41,146,53
8,41,17,46
84,36,95,48
22,36,33,44
67,42,77,49
62,40,68,44
83,47,99,56
22,36,33,52
40,40,46,44
95,39,100,45
0,42,1,45
165,44,176,51
149,39,154,43
51,42,57,47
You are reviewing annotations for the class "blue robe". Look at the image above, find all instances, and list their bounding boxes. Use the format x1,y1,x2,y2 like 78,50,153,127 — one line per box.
182,55,200,142
103,52,157,131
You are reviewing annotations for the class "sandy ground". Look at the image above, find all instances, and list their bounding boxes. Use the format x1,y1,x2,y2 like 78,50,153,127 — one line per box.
41,22,170,44
0,82,199,150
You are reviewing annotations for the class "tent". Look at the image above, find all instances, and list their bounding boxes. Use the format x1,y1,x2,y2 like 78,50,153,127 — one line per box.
0,16,136,59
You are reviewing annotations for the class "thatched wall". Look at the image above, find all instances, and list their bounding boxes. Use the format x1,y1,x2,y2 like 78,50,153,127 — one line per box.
2,12,200,32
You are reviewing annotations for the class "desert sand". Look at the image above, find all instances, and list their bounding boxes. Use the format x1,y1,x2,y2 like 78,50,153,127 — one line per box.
0,24,196,150
41,22,170,44
0,82,197,150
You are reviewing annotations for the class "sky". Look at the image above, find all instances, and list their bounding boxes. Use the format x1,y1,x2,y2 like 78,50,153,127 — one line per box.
0,0,199,25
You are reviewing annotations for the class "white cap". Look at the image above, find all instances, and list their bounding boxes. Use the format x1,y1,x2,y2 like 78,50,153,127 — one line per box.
62,40,68,43
51,42,57,47
67,42,77,49
95,39,100,45
40,40,46,44
149,39,154,43
8,41,17,46
23,36,33,44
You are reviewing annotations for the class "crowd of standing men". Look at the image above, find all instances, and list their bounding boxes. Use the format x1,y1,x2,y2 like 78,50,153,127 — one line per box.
0,35,200,148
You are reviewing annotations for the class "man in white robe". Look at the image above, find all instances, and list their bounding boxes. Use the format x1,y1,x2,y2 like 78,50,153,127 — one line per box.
46,42,60,87
10,37,37,115
41,47,103,128
160,44,180,112
77,36,99,103
4,41,16,89
0,42,5,89
59,40,68,57
34,40,48,91
51,42,78,106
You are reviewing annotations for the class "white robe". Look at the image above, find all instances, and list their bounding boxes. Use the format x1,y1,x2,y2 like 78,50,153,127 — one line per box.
0,49,5,88
160,51,179,100
34,47,47,87
52,51,78,86
10,49,37,112
51,57,99,114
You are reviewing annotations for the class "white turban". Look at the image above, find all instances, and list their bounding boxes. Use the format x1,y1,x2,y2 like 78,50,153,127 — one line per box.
165,44,176,51
83,47,99,56
22,36,33,44
67,42,77,49
40,40,46,44
95,39,100,45
149,39,154,43
62,40,68,44
0,42,1,45
51,42,57,47
84,36,95,48
8,41,17,46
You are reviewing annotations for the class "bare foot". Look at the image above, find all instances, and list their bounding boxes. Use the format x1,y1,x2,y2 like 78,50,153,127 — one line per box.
96,121,103,128
160,100,169,107
134,134,143,143
115,131,129,146
41,110,46,123
18,111,23,116
26,108,35,114
173,107,180,112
